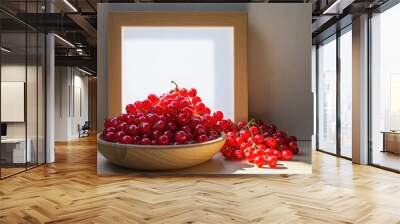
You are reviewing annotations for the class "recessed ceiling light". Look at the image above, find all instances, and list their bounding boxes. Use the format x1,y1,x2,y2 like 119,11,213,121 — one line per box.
54,34,75,48
63,0,78,12
1,47,11,53
77,67,93,76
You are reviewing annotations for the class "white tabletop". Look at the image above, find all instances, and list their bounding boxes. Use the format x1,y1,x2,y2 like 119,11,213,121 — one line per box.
1,138,27,144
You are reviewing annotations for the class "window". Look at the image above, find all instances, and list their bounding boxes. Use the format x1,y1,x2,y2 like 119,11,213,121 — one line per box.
317,36,337,154
339,28,352,158
370,3,400,171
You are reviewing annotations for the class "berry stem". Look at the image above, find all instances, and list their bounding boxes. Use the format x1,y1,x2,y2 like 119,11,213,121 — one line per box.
171,80,179,91
246,119,264,135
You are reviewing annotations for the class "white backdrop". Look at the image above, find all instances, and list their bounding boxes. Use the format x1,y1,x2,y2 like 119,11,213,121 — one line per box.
121,27,234,119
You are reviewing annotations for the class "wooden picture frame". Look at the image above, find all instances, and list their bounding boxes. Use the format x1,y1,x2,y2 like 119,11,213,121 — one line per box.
108,11,248,122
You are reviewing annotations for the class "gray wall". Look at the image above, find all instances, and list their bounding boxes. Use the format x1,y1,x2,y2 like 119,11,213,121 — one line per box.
247,5,312,140
97,3,312,140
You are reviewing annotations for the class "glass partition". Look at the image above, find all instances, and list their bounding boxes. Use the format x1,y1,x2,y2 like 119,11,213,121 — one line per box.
27,31,38,169
1,31,28,177
0,3,46,179
317,36,337,154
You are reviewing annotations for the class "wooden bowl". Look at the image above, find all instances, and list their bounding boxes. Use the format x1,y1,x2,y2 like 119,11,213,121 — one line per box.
97,133,226,171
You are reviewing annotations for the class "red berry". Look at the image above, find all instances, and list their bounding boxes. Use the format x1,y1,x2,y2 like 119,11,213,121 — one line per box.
141,137,151,145
195,102,205,112
192,96,201,105
180,88,188,96
234,150,244,160
253,135,264,144
133,136,141,144
203,107,211,115
213,111,224,121
104,127,117,133
281,150,293,160
146,113,158,124
276,136,288,145
127,124,139,136
276,130,287,138
178,100,191,110
163,130,173,139
197,134,209,143
115,131,126,142
158,135,170,145
236,136,244,144
254,156,265,168
167,122,178,131
195,124,206,135
151,104,164,115
272,149,282,159
237,121,247,129
288,136,297,142
153,120,166,131
239,130,251,140
140,122,152,135
249,126,259,135
175,131,188,144
177,113,190,125
126,115,135,125
280,144,289,151
268,124,277,132
226,132,235,138
142,99,152,111
288,141,298,150
266,137,278,148
134,101,143,110
265,148,274,156
267,155,278,168
253,149,265,157
188,88,197,97
103,131,116,142
118,122,128,131
121,135,133,144
125,104,136,114
147,93,159,103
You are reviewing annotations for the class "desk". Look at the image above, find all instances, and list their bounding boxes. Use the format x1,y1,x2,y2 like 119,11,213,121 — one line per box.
382,131,400,154
1,138,31,164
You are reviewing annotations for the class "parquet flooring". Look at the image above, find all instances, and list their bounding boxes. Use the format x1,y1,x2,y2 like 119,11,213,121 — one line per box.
1,135,400,224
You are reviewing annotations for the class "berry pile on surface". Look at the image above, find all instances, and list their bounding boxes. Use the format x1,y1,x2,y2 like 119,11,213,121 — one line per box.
220,119,299,168
102,81,234,145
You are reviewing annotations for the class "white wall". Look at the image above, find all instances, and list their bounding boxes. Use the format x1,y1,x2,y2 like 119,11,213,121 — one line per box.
97,3,313,140
55,67,89,141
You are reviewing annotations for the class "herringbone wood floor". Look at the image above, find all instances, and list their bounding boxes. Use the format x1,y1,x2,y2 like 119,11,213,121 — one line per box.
1,135,400,224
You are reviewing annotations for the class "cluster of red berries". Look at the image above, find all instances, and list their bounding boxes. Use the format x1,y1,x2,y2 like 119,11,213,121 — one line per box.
102,81,234,145
220,119,299,168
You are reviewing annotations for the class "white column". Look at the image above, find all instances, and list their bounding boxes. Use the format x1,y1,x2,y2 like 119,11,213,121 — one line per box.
46,33,55,163
352,14,369,164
